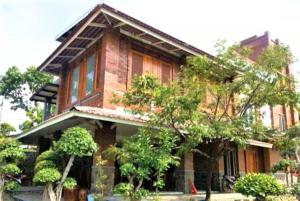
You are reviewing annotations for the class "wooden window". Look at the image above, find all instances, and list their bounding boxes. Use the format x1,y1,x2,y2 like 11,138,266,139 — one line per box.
71,66,79,103
131,52,143,78
131,51,173,84
224,149,238,176
279,114,287,131
161,62,171,84
86,54,96,95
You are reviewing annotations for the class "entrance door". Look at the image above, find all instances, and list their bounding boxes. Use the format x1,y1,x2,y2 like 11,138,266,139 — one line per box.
245,150,258,173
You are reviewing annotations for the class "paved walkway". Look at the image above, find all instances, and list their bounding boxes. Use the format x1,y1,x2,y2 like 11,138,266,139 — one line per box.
12,192,252,201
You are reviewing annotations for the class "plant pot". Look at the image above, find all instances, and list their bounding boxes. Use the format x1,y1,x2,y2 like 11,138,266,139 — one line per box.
64,187,79,201
78,188,88,201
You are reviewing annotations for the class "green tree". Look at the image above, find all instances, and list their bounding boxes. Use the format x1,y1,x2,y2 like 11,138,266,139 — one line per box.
0,136,26,201
117,42,297,200
0,123,16,136
21,107,43,131
0,66,53,111
108,128,179,201
33,127,97,201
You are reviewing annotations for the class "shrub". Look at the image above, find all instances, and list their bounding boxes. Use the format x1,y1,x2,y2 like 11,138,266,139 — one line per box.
35,149,60,163
234,173,286,200
291,183,300,196
266,195,296,201
34,160,57,172
33,168,61,184
0,163,21,175
63,177,77,189
4,181,20,191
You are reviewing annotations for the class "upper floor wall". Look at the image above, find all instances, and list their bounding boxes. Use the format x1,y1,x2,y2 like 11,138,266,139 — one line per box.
57,29,183,113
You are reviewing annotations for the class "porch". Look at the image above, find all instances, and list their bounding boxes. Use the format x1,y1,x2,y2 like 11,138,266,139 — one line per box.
17,105,280,196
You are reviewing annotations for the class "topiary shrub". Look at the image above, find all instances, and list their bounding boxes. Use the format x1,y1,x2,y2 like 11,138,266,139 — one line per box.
234,173,286,201
63,177,77,189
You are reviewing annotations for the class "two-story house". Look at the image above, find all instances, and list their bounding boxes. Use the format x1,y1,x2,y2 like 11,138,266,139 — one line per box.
17,4,298,194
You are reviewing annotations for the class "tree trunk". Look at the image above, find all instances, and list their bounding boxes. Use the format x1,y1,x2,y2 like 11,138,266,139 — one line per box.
0,176,4,201
45,183,56,201
205,160,213,201
56,155,75,201
0,189,3,201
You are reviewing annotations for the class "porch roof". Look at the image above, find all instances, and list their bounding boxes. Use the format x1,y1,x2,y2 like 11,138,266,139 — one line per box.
30,83,59,104
16,106,273,149
16,106,145,142
39,3,213,75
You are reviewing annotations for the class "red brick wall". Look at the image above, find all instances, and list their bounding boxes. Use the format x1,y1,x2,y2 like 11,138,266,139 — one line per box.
57,29,182,112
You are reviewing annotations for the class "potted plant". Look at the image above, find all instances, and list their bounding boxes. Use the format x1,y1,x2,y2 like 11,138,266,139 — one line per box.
63,177,78,201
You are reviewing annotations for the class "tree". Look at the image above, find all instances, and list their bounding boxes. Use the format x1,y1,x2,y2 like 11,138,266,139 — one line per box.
0,123,16,136
33,127,97,201
274,124,300,183
0,136,26,201
21,107,43,131
107,128,179,201
0,66,53,111
117,42,297,200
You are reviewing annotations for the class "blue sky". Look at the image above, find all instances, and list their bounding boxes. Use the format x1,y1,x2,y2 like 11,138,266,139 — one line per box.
0,0,299,128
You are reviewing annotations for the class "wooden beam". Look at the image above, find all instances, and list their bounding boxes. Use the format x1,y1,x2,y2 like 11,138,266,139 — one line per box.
170,48,181,52
39,9,102,71
89,22,107,28
47,64,62,68
76,36,95,41
136,32,146,37
153,41,165,45
120,29,180,57
69,33,103,63
95,120,103,129
66,47,85,50
101,8,200,56
110,123,117,130
56,55,74,58
113,22,126,28
103,13,112,25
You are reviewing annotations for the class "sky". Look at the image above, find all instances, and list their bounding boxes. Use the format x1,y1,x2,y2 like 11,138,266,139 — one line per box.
0,0,300,130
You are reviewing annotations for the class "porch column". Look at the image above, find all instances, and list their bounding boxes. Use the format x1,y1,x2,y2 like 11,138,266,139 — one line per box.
91,122,116,195
175,152,194,193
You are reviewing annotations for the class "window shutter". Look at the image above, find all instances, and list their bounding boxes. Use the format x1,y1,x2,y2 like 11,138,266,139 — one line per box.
131,52,143,77
161,63,171,84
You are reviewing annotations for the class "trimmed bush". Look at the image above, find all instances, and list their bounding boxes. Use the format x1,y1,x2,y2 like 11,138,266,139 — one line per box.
234,173,286,200
34,160,56,172
63,177,77,189
33,168,61,184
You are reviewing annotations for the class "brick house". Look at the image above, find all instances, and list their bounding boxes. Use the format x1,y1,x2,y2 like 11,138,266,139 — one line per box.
17,4,299,194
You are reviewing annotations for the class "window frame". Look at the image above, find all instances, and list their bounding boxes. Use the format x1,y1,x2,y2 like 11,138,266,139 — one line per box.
86,53,96,95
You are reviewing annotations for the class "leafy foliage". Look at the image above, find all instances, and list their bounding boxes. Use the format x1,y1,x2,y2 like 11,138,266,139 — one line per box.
33,168,61,183
4,181,21,191
291,182,300,195
35,160,57,173
0,123,16,136
0,66,53,111
114,183,148,201
33,127,97,201
94,156,108,201
22,107,43,131
63,177,77,189
234,173,286,200
0,163,21,175
271,159,296,173
116,42,297,200
55,127,97,157
0,136,26,198
107,128,179,200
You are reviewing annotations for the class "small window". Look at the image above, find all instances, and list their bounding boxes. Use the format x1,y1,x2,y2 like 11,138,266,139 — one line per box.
71,66,79,103
86,54,95,94
279,114,287,131
131,52,143,78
